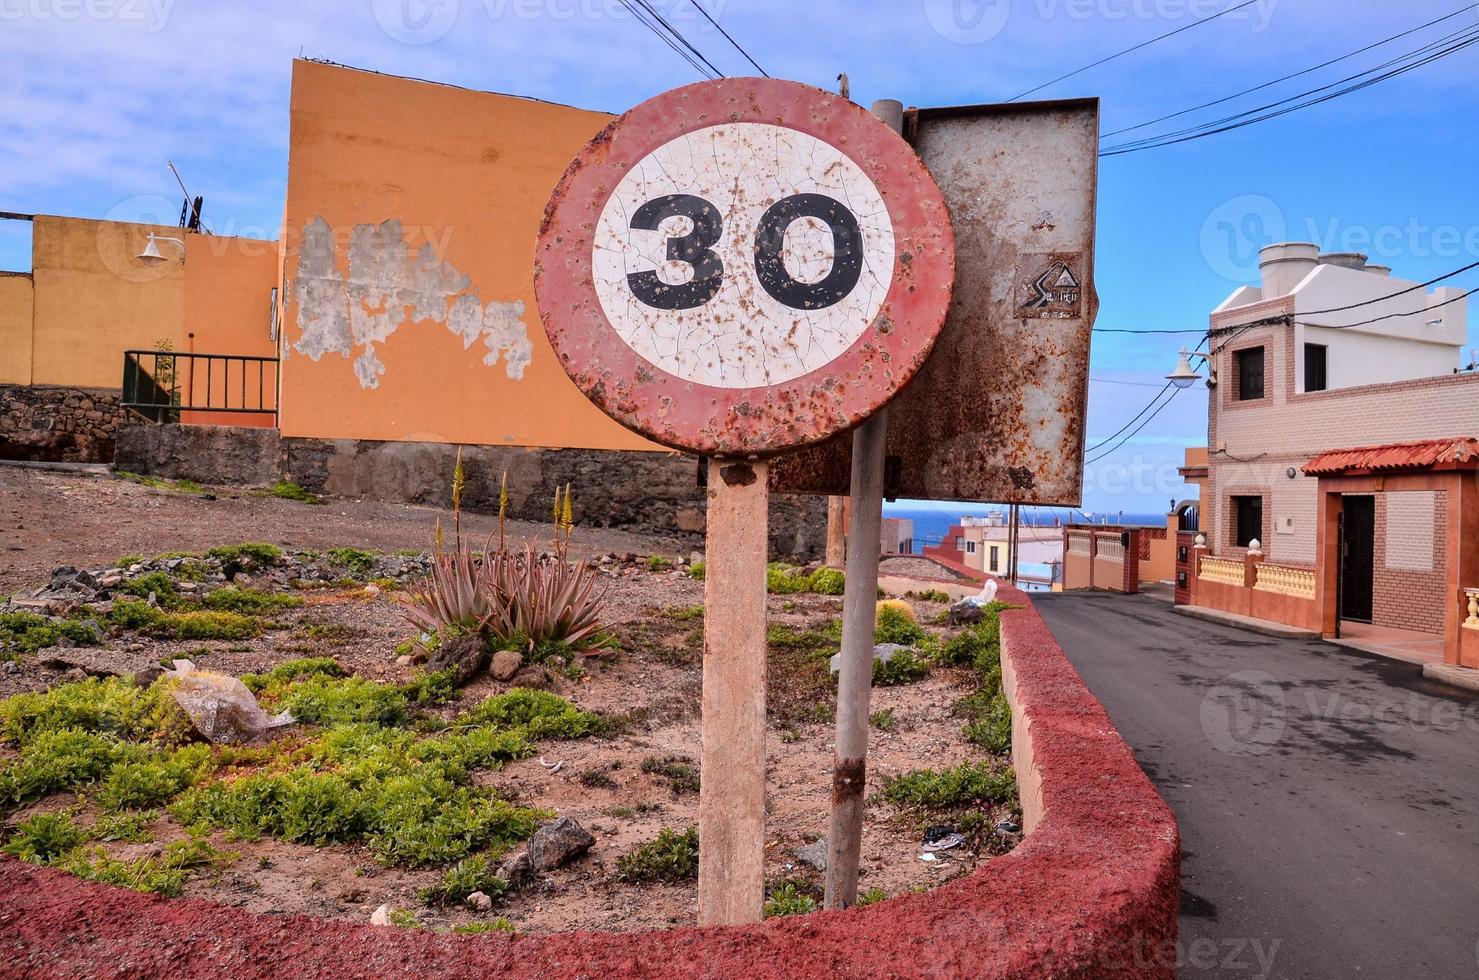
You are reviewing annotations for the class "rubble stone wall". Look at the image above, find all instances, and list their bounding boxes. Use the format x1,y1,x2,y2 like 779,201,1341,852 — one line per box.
115,424,826,558
0,385,122,463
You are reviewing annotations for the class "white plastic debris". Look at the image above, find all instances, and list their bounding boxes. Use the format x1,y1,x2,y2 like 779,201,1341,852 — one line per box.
163,659,294,744
961,578,1000,607
370,904,392,926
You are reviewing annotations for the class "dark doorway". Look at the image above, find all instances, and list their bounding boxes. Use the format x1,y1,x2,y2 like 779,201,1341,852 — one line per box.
1339,495,1376,623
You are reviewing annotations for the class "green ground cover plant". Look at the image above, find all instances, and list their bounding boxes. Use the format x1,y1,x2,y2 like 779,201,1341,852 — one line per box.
0,611,100,654
764,880,819,917
616,826,699,883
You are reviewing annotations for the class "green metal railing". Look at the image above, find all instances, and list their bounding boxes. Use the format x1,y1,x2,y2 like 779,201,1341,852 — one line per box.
122,349,278,423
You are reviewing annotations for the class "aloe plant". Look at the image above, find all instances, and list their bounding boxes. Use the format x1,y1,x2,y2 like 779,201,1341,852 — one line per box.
398,468,607,667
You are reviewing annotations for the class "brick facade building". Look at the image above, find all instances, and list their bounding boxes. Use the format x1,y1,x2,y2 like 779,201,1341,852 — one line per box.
1187,243,1479,664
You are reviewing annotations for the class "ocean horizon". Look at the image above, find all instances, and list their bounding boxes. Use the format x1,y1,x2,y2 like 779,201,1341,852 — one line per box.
883,502,1169,550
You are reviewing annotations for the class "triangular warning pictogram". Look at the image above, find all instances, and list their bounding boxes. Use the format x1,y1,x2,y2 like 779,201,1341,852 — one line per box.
1054,266,1079,289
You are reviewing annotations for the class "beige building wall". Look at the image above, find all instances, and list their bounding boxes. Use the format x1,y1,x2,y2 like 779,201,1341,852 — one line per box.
30,215,187,388
0,273,34,385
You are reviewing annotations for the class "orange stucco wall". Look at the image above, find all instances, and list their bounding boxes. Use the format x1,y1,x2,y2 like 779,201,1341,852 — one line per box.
7,215,277,397
276,60,658,452
30,215,186,389
180,236,280,426
0,273,34,385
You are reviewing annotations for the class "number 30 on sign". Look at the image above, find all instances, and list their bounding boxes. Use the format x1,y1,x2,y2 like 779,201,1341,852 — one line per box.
536,78,955,457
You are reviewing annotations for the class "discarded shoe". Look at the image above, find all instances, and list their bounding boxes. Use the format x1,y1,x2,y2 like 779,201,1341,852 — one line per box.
921,825,965,852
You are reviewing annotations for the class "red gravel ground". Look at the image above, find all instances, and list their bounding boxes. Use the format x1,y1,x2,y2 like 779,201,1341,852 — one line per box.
0,585,1179,979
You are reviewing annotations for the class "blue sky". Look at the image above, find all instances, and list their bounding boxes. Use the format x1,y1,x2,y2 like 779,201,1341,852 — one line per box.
2,0,1476,514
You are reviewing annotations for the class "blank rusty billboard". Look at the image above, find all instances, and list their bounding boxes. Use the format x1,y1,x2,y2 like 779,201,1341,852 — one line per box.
771,97,1099,506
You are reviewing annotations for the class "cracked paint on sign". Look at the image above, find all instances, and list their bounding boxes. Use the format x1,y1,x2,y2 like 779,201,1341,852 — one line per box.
292,217,532,389
591,122,895,389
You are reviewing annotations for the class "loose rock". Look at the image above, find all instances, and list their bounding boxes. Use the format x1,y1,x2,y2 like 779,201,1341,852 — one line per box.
489,649,524,682
526,817,595,871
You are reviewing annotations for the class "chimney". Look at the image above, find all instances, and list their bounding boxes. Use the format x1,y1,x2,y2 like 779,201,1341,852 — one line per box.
1365,264,1392,277
1259,242,1319,297
1318,251,1369,271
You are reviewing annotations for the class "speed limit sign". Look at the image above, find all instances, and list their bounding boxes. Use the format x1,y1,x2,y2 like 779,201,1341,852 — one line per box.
535,77,955,456
536,78,954,928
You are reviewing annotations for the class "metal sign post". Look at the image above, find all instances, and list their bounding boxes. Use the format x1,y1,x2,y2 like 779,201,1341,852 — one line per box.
535,78,954,924
826,98,903,911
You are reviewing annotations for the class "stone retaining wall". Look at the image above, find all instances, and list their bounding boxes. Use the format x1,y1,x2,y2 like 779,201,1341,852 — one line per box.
0,384,122,463
115,423,826,558
0,584,1180,977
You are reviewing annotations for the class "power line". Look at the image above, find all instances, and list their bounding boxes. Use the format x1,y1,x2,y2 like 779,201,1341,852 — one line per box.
1007,0,1264,102
1298,284,1477,331
1105,20,1479,152
1085,382,1175,454
1090,377,1173,388
1085,386,1184,465
1101,4,1479,140
1102,25,1479,155
616,0,720,79
630,0,725,78
687,0,768,77
1094,326,1207,334
1297,259,1479,316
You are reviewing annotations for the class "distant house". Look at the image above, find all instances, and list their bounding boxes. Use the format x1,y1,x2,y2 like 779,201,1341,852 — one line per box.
927,511,1064,587
1182,242,1479,668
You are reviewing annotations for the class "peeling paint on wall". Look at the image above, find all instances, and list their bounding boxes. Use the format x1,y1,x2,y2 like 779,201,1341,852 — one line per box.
291,217,533,388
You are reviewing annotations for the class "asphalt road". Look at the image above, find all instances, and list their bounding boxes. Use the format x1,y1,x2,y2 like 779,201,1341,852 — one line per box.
1034,592,1479,979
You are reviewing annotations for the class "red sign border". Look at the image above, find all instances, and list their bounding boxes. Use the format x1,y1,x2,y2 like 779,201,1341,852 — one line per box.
534,77,955,457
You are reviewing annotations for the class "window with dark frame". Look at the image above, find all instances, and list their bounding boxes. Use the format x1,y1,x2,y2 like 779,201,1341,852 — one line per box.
1233,495,1263,547
988,547,1000,572
1304,342,1328,392
1235,347,1265,400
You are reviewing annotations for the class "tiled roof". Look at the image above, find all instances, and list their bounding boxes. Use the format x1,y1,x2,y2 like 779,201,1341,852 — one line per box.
1302,437,1479,475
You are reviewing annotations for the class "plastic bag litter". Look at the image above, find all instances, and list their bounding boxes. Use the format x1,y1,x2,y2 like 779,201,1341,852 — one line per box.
163,659,294,744
961,578,999,607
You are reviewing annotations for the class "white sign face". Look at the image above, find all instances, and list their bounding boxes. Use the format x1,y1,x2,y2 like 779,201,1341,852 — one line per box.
592,122,896,389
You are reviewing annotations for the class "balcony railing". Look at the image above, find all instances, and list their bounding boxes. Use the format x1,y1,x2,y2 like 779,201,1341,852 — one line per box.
122,350,278,423
1465,588,1479,630
1254,563,1317,600
1198,556,1244,588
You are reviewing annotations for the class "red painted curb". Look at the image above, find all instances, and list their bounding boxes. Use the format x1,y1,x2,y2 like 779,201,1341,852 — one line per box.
0,586,1178,978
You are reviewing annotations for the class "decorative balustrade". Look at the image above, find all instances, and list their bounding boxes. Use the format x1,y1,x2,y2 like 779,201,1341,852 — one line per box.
1095,534,1125,562
1198,556,1244,588
1067,531,1093,556
1254,563,1317,601
1465,589,1479,630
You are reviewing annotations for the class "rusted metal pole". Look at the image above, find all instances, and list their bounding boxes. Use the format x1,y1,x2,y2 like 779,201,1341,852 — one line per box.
825,96,907,911
826,496,847,568
697,457,769,926
825,408,888,909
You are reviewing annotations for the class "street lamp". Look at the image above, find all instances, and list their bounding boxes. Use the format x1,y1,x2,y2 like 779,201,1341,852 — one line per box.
1167,347,1214,389
138,233,185,263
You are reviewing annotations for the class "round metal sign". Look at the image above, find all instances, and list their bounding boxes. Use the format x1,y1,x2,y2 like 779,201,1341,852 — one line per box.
535,77,955,456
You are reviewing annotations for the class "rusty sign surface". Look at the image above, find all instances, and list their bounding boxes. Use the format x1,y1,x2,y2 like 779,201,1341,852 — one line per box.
771,98,1100,505
534,77,955,457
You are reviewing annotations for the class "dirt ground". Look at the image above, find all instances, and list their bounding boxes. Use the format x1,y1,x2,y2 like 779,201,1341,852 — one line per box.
0,465,1016,937
0,465,695,597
